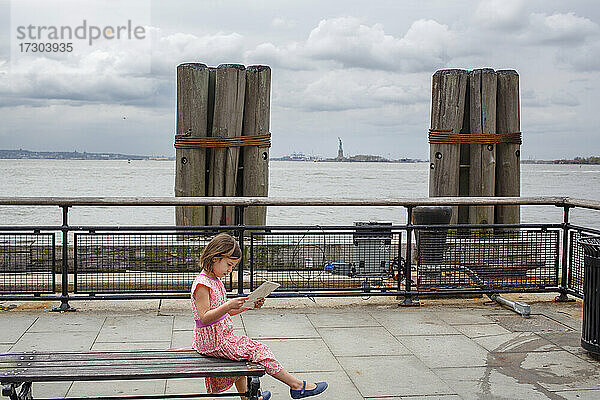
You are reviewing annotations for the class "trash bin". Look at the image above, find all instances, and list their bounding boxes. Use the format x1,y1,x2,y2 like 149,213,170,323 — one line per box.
412,206,452,264
579,236,600,357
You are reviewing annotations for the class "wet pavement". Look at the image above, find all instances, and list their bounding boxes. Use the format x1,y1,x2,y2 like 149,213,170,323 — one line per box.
0,294,598,399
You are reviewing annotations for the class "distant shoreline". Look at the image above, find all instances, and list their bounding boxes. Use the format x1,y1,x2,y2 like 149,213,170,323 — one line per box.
270,158,425,163
0,149,174,161
1,149,598,165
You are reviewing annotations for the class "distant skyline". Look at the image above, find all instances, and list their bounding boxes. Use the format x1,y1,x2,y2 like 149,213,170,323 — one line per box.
1,0,599,160
1,147,594,162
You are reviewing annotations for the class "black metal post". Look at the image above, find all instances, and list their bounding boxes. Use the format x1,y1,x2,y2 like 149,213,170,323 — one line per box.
247,376,261,400
556,205,575,302
73,233,78,294
397,231,402,293
400,206,419,306
52,205,75,311
250,232,254,291
236,206,245,296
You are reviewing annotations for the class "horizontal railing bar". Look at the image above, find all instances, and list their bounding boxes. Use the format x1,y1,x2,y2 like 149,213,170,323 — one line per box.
0,226,237,232
0,293,403,300
71,225,395,231
72,226,239,232
0,227,60,231
249,223,558,230
269,292,408,297
0,196,574,207
410,223,561,229
0,287,564,301
567,225,600,235
0,223,562,232
565,198,600,211
247,288,563,297
395,287,562,296
0,297,64,301
565,289,584,299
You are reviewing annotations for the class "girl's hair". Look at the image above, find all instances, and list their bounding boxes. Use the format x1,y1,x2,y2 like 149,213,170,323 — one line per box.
199,233,242,272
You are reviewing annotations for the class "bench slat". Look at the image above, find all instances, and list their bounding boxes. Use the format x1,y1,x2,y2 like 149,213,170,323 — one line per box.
0,359,257,369
1,365,264,382
0,350,204,363
0,351,266,383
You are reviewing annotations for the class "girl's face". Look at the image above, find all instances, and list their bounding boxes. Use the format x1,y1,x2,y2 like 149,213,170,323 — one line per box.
211,256,240,278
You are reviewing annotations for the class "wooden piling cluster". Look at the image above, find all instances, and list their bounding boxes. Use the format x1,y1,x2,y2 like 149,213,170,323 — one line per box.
429,69,521,225
175,63,271,227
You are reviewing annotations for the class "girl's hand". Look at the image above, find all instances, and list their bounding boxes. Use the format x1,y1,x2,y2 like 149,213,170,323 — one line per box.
254,298,265,309
226,297,249,312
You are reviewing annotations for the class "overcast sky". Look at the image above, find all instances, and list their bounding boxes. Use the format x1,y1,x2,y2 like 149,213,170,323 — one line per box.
0,0,599,159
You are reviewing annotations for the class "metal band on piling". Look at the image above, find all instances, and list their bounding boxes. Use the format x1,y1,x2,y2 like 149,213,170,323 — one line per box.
174,133,272,149
428,129,522,145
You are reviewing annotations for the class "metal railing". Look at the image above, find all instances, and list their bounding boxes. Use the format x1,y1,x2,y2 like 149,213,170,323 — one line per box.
0,196,598,310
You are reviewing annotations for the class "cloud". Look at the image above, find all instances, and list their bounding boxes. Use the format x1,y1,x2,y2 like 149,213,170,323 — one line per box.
0,15,469,109
526,12,599,45
243,42,310,70
522,88,580,108
471,5,600,72
151,29,246,75
248,17,467,73
0,1,598,160
550,91,580,107
277,69,429,112
0,52,166,108
271,17,296,29
527,13,600,72
0,27,249,107
1,4,598,143
557,41,600,72
305,17,457,72
473,0,528,31
473,3,600,47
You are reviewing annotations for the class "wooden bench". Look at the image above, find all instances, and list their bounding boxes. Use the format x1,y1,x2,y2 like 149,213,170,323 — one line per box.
0,350,266,400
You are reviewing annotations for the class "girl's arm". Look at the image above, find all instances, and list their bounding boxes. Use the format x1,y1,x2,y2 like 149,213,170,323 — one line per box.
193,285,248,324
229,298,265,315
228,307,246,316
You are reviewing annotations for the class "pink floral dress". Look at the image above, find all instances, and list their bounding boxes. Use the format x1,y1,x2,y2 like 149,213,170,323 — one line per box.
191,273,283,393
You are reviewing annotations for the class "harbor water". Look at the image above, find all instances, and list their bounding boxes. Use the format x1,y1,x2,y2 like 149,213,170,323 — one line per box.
0,159,598,228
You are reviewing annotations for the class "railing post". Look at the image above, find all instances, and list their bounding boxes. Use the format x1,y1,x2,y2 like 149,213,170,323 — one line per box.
52,205,75,311
397,230,403,293
556,204,575,302
399,206,419,306
250,232,255,292
236,205,245,296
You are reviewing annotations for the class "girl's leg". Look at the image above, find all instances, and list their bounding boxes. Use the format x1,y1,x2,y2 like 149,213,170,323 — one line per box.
221,338,317,393
234,376,247,400
272,368,317,391
234,376,268,400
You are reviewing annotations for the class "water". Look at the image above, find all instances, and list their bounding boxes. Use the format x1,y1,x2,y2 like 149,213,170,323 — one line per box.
0,159,598,228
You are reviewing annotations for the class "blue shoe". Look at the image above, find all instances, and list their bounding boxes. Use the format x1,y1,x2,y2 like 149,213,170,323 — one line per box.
290,381,328,399
260,390,271,400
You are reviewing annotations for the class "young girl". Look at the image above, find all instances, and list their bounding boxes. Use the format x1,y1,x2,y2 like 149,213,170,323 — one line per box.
192,233,328,400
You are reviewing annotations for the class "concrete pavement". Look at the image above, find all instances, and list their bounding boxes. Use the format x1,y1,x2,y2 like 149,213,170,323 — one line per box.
0,294,599,400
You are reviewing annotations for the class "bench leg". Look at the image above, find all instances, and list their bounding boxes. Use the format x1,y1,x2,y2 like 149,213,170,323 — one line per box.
2,382,32,400
247,376,261,400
